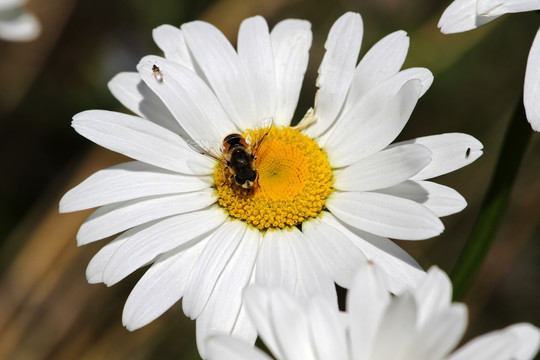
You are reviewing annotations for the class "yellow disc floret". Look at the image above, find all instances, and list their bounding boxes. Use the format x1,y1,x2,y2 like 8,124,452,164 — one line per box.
215,125,333,230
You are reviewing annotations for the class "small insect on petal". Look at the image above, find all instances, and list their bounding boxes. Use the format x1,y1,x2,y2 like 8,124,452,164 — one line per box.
465,147,471,158
152,64,163,83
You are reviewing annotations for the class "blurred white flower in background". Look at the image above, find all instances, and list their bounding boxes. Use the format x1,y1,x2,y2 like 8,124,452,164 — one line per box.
438,0,540,131
0,0,40,41
207,262,540,360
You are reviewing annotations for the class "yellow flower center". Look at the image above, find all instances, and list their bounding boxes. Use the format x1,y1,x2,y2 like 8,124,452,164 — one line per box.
214,126,333,230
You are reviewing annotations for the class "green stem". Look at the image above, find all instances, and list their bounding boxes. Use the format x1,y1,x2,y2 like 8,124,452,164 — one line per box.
451,98,533,300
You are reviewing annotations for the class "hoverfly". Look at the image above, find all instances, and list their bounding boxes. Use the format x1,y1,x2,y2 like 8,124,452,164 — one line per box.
151,64,163,83
188,118,273,189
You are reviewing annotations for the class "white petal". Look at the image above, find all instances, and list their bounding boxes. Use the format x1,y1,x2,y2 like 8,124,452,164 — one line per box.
77,189,216,245
102,206,227,286
152,24,194,70
405,304,468,359
0,0,25,11
122,239,207,330
107,72,182,134
414,266,454,327
333,144,431,192
255,230,297,293
181,21,257,130
505,323,540,360
327,191,444,240
183,221,246,319
86,237,126,284
308,297,349,360
195,227,259,357
206,335,271,360
244,286,286,359
289,228,337,304
270,19,312,127
238,16,277,122
106,72,145,116
392,133,483,180
307,12,363,138
351,233,425,293
0,8,40,41
324,79,423,168
344,30,409,109
524,27,540,131
447,325,524,360
377,180,467,217
137,55,237,142
320,212,425,293
370,292,417,360
348,263,391,360
316,66,430,144
302,216,368,288
71,110,213,174
230,298,258,347
223,231,260,345
382,67,433,98
267,290,317,360
438,0,500,34
59,161,212,213
477,0,540,16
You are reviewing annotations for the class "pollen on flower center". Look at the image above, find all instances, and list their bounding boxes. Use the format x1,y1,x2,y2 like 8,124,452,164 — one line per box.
214,126,333,230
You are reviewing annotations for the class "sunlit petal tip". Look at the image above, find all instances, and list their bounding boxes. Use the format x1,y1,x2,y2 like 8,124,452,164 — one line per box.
122,308,149,331
107,72,140,102
438,0,489,34
152,23,179,44
237,15,277,124
309,11,363,138
107,71,138,89
57,193,73,214
400,133,483,180
270,18,312,126
75,233,88,247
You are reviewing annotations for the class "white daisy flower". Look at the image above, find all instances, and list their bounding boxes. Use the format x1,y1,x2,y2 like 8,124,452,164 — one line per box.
206,263,540,360
60,12,482,356
0,0,40,42
438,0,540,131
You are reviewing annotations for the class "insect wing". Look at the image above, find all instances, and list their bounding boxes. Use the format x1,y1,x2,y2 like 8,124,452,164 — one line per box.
246,117,273,155
187,139,227,165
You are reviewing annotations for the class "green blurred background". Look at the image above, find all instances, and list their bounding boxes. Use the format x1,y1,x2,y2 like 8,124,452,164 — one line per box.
0,0,538,358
